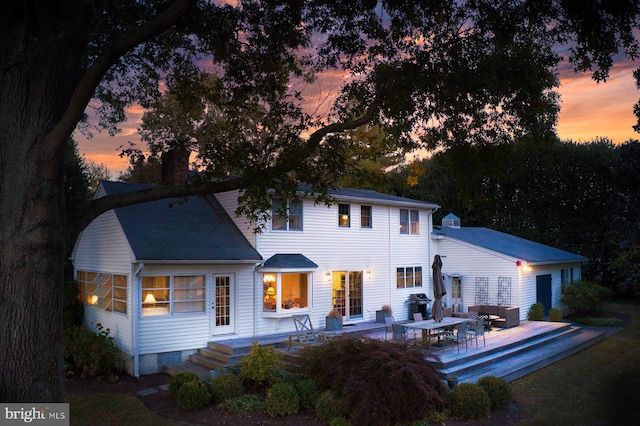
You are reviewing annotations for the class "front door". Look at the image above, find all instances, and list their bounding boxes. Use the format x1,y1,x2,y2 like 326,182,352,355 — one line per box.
211,274,234,335
536,274,552,315
332,271,363,321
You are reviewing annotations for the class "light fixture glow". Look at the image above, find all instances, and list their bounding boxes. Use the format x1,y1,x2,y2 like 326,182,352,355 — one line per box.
144,293,156,304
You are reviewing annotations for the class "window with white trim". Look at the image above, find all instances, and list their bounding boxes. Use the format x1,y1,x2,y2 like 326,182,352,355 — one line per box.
361,205,372,228
262,272,311,313
400,209,419,234
77,271,128,314
396,266,423,288
272,198,303,231
141,275,205,316
338,203,350,227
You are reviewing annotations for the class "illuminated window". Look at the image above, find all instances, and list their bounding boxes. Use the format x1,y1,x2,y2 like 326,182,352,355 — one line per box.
142,275,205,316
338,204,350,227
77,270,128,314
262,272,311,313
396,267,423,288
400,209,419,234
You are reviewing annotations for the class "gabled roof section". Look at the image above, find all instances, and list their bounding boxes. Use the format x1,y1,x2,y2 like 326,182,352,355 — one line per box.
98,181,261,263
433,226,588,265
296,184,439,210
262,254,318,270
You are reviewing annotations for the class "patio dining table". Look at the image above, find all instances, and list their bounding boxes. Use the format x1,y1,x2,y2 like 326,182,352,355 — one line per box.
403,317,475,348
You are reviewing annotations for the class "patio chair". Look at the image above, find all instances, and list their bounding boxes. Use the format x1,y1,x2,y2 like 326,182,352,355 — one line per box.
391,323,412,343
465,318,486,347
384,315,395,340
443,323,470,353
286,314,325,351
467,310,478,320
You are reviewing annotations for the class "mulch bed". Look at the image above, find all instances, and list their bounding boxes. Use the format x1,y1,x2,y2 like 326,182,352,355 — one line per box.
65,372,520,425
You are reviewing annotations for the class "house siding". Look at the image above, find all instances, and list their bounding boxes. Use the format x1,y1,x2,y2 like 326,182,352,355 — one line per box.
254,199,434,331
214,190,257,247
434,237,524,319
71,210,135,354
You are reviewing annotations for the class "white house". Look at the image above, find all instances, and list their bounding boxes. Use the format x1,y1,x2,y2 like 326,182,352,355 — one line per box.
432,213,587,320
71,181,439,375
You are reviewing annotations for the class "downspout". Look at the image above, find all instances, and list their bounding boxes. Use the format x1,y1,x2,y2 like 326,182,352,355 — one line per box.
133,262,144,377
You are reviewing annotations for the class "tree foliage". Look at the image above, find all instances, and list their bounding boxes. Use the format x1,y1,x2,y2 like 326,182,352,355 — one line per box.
3,0,640,402
394,138,640,294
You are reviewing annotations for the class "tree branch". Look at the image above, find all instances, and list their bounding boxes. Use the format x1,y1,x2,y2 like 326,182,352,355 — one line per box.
45,0,198,164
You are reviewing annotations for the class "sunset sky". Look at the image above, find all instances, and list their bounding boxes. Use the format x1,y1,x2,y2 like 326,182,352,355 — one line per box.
75,61,640,178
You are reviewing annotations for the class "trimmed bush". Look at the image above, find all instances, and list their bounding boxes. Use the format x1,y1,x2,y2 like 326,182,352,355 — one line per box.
315,390,343,422
296,378,321,411
210,373,244,403
528,302,545,321
560,280,614,314
477,376,512,410
168,372,201,397
219,394,265,414
449,383,490,420
240,342,283,388
175,379,211,411
300,337,448,426
265,381,300,417
549,308,563,322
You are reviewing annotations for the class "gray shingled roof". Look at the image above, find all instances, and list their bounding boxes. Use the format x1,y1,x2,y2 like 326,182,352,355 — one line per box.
100,181,261,262
433,226,588,264
297,183,440,209
262,254,318,269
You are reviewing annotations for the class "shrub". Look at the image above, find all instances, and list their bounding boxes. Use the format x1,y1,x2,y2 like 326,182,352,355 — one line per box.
301,337,448,426
296,378,321,411
527,302,545,321
219,394,265,414
549,308,563,322
240,342,283,388
477,376,512,410
175,379,211,411
315,390,343,422
449,383,491,420
265,381,300,417
64,323,120,380
560,280,614,314
209,373,244,403
168,372,201,397
330,416,350,426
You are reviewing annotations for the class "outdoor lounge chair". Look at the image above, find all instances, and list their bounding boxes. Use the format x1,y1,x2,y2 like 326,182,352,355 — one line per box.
286,314,325,351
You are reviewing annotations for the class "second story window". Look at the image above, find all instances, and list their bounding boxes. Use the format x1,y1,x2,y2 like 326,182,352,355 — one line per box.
338,203,350,227
272,198,303,231
361,205,372,228
400,209,419,234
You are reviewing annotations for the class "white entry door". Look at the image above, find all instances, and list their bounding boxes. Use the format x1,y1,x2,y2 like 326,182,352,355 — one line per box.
211,274,234,335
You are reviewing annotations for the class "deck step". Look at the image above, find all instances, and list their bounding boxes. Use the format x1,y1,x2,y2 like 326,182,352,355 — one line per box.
446,328,605,383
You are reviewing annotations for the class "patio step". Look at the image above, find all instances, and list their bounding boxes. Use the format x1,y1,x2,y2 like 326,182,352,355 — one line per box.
443,325,606,384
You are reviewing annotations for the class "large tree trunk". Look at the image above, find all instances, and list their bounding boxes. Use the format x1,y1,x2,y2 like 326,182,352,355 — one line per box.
0,1,85,402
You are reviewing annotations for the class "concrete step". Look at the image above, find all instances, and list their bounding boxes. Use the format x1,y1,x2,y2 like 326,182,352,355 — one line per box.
162,360,212,381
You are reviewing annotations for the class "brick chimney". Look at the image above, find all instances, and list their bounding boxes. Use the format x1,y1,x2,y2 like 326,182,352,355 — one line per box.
160,145,190,186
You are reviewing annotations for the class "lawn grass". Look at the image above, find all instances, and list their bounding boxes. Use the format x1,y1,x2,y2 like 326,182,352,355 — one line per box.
67,393,188,426
511,300,640,426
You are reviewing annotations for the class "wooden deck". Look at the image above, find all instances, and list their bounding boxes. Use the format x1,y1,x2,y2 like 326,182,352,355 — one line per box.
164,320,607,384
